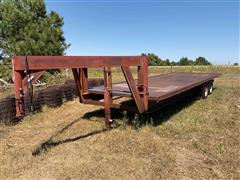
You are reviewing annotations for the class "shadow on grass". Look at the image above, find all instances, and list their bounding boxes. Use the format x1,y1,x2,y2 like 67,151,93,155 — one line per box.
32,89,210,156
148,94,199,126
32,118,108,156
82,91,202,127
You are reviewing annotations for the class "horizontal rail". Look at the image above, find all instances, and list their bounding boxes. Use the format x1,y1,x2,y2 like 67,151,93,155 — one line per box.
88,88,132,96
12,56,145,70
12,55,149,129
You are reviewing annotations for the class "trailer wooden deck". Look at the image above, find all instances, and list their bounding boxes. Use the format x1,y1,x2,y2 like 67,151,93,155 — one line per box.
89,72,220,102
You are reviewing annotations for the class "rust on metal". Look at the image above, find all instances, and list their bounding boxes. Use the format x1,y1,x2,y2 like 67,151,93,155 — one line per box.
12,56,144,70
90,72,220,101
103,66,112,129
12,55,220,129
121,67,144,113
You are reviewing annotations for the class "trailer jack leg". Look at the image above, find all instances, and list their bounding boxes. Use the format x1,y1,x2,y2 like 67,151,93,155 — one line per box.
104,92,111,129
103,67,112,129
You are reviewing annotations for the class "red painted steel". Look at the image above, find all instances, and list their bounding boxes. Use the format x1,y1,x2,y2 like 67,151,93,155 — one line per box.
103,67,112,129
12,56,148,128
22,70,44,93
138,57,148,111
13,70,24,117
12,56,144,70
81,68,88,94
121,67,144,113
12,55,220,129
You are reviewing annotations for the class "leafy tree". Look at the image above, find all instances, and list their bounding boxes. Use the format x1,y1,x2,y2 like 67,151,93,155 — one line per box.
189,60,194,65
143,53,212,66
146,53,160,66
165,59,171,66
0,0,69,57
195,57,211,65
0,59,12,81
157,57,165,66
171,61,177,66
179,57,193,66
144,53,173,66
233,62,238,66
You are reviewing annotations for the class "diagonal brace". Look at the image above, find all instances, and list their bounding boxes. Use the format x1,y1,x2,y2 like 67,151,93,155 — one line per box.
121,67,144,113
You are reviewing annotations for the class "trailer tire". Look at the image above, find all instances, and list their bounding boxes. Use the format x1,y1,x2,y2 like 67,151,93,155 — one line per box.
208,82,213,94
201,86,209,99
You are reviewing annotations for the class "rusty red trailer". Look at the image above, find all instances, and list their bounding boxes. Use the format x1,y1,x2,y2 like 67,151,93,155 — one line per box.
12,56,220,128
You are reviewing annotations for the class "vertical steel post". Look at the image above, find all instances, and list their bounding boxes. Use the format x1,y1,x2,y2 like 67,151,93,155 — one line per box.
138,56,148,111
80,68,88,94
103,66,112,129
13,70,24,117
72,68,82,103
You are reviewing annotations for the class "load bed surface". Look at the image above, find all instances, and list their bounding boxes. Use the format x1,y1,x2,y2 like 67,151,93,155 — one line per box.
89,72,220,101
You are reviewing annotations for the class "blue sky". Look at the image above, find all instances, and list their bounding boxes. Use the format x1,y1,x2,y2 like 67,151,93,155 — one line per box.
46,0,239,64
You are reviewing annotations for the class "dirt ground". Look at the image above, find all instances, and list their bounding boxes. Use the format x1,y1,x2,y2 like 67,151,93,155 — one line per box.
0,73,239,179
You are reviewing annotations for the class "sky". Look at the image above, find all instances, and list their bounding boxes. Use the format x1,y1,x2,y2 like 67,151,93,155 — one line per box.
45,0,239,64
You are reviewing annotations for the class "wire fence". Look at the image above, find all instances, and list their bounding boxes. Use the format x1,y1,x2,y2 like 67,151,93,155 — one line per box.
0,78,104,125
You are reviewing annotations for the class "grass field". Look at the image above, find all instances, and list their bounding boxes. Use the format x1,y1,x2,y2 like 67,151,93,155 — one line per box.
0,66,239,179
1,65,239,99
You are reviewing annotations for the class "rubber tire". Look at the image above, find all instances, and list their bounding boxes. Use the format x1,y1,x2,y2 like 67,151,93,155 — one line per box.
201,86,209,99
208,82,213,94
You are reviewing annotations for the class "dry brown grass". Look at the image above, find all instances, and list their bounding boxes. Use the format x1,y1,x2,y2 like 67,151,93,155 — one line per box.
0,67,239,179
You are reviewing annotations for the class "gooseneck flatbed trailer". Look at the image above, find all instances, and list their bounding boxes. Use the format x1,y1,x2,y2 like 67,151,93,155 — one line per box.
12,56,220,128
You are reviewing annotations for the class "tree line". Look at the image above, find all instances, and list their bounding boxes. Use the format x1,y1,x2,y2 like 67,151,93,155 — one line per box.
142,53,212,66
0,0,237,84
